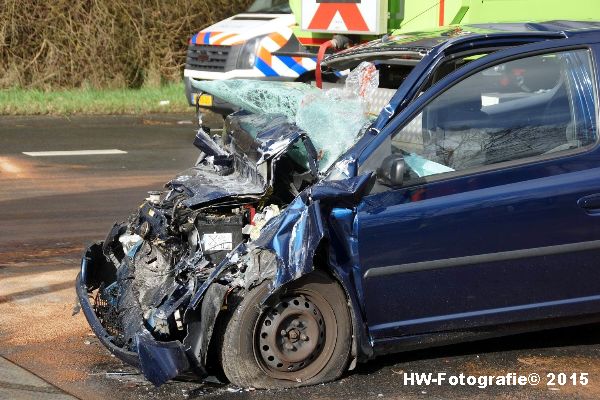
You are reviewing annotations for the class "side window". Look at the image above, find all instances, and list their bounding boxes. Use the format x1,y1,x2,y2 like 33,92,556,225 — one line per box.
391,49,597,178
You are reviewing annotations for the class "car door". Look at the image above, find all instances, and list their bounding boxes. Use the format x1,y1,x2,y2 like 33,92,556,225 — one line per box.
355,43,600,343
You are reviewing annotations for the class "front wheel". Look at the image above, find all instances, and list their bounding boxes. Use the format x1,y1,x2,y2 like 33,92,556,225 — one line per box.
219,271,352,388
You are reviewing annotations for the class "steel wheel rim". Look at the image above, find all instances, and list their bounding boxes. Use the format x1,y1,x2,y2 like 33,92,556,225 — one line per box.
254,289,338,381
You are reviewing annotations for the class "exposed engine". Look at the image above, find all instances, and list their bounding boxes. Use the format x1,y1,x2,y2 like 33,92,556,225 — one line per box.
89,112,316,353
95,195,286,352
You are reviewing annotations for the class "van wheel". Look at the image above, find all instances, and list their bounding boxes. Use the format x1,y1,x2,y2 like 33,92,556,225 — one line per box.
219,271,351,389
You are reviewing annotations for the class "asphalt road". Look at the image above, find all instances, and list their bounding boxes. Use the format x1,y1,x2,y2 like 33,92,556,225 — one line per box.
1,114,600,400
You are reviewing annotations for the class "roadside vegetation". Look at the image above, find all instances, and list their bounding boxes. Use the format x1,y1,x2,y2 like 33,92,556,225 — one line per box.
0,0,251,115
0,83,189,115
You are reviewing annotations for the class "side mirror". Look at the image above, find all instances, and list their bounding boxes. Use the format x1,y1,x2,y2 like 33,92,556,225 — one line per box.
376,154,406,187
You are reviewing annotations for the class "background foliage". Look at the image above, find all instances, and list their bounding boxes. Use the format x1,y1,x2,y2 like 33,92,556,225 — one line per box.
0,0,251,90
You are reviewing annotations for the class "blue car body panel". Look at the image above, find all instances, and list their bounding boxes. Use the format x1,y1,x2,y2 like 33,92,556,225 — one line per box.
346,31,600,350
77,25,600,385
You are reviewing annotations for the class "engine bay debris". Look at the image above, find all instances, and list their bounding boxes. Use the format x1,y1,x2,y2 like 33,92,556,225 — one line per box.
76,63,380,387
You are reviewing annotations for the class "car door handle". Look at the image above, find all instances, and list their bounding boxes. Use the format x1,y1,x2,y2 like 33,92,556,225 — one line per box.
578,194,600,211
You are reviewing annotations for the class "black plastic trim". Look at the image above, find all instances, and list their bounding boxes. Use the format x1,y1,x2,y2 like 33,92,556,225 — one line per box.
364,239,600,278
75,272,140,367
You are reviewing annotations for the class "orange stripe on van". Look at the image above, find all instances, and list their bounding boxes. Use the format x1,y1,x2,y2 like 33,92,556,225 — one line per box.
207,32,221,43
213,33,237,45
195,32,206,44
269,32,288,48
258,46,272,66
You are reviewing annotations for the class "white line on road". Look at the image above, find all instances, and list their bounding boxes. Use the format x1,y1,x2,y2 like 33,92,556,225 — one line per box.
22,149,128,157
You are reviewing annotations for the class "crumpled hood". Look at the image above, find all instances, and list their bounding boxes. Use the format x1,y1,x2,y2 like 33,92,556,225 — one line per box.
190,13,295,46
223,112,311,164
166,161,266,209
169,112,318,209
183,61,388,209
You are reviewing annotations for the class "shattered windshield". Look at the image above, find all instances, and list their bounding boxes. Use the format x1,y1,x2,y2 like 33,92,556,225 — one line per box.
194,62,379,171
246,0,291,13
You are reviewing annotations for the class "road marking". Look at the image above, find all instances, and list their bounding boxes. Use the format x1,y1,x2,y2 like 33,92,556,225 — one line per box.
22,149,127,157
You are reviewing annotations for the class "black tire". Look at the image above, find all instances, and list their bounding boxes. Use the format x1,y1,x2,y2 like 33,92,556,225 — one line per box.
219,271,352,389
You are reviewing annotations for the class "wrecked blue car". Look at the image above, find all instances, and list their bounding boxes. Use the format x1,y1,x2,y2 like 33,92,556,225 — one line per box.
77,22,600,388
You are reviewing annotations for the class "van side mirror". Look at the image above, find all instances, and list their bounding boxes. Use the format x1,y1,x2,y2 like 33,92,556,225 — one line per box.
376,154,406,187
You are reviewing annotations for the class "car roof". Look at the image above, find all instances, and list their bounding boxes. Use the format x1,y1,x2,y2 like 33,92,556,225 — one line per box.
323,20,600,69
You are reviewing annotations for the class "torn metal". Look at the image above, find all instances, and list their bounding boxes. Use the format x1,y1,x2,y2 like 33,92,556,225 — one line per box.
76,62,388,387
75,104,374,386
194,62,379,170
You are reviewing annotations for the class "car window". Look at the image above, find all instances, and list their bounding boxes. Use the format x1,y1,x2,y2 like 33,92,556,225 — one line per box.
390,49,597,179
369,54,488,107
424,53,490,91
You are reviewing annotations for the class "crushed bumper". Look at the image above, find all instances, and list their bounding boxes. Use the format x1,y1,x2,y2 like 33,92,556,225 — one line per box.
75,271,140,367
76,244,192,386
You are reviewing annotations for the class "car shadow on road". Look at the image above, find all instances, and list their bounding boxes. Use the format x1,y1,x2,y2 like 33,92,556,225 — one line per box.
352,322,600,376
0,281,74,304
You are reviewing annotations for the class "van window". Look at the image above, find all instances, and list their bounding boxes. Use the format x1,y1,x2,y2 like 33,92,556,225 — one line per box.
246,0,291,13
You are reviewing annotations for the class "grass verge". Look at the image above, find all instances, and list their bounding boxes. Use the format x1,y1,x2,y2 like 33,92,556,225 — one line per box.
0,83,190,115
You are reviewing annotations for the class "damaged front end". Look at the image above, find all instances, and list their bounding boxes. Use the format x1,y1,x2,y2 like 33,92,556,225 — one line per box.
77,64,380,386
76,112,330,386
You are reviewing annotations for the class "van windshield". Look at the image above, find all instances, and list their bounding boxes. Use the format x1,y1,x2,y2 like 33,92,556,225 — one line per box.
246,0,291,13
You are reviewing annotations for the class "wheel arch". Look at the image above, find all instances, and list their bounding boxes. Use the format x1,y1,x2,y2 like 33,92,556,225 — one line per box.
310,238,374,368
185,234,374,375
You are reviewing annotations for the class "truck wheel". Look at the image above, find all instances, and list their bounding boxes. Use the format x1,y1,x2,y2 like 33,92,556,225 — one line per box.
219,271,351,388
